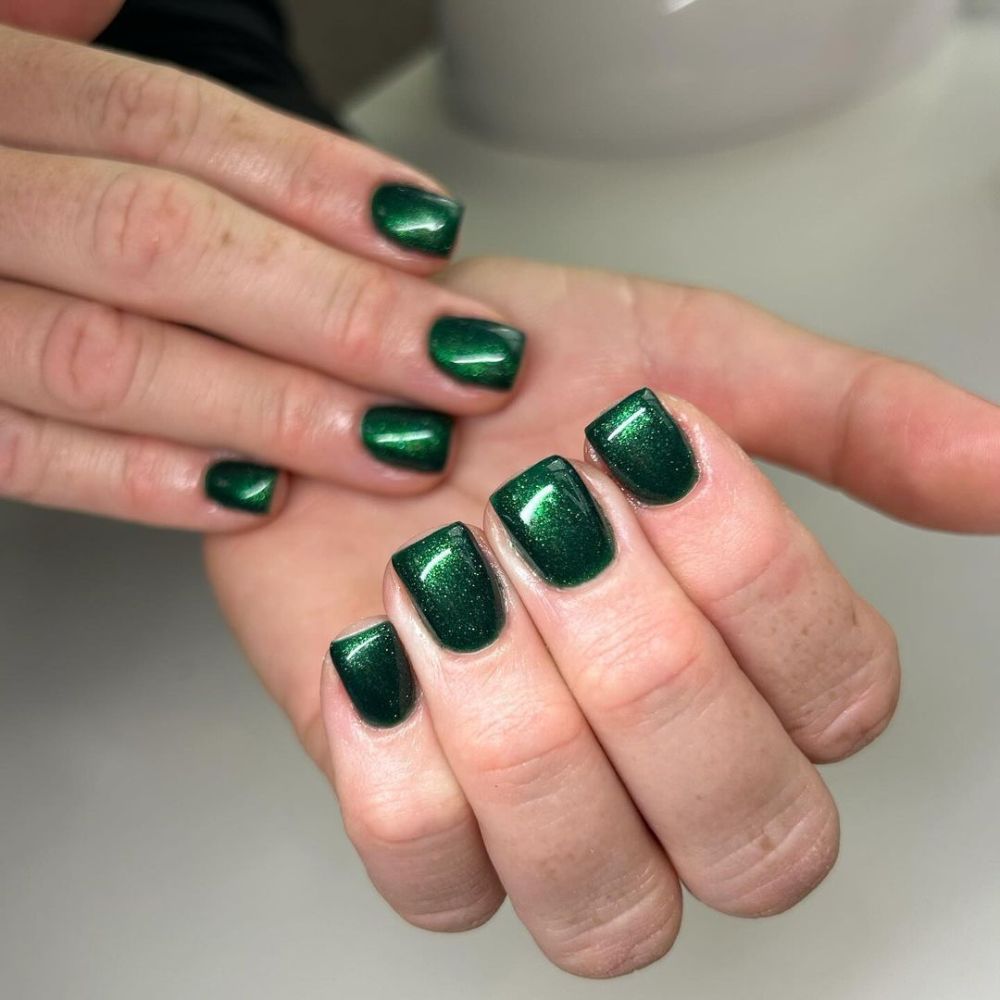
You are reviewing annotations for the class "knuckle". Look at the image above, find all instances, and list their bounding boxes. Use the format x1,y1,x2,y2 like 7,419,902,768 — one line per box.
88,169,209,281
345,786,476,856
792,608,902,763
0,405,39,500
95,61,205,162
549,865,680,979
462,702,590,805
39,301,142,416
267,377,328,463
118,436,170,515
574,609,714,728
701,782,840,918
319,262,396,373
284,135,340,220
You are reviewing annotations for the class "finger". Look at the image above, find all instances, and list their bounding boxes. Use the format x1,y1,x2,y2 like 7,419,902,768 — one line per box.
0,24,461,271
486,456,839,918
0,401,288,529
0,280,454,492
584,389,901,763
385,523,681,978
0,146,526,413
322,618,505,932
443,258,1000,532
645,287,1000,534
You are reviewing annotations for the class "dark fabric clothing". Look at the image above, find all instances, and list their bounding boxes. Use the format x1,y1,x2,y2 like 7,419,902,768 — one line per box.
96,0,344,130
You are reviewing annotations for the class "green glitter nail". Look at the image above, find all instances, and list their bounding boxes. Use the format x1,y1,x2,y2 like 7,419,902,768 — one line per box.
361,406,453,473
329,620,417,728
204,460,278,515
392,523,505,653
490,456,615,588
586,388,699,505
428,317,526,391
371,184,464,257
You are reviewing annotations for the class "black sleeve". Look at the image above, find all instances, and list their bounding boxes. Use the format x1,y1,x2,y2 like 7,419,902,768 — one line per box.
95,0,346,131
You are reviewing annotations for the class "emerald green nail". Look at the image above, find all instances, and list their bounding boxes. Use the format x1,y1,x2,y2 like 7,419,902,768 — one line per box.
429,317,526,391
371,184,464,257
392,523,505,653
586,388,699,505
361,406,453,473
329,620,417,728
490,456,615,588
204,460,278,515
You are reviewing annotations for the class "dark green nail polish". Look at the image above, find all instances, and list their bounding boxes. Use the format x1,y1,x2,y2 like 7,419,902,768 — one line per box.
428,317,526,391
392,523,504,653
371,184,464,257
490,456,615,588
204,460,278,515
329,620,417,728
361,406,453,473
586,388,699,505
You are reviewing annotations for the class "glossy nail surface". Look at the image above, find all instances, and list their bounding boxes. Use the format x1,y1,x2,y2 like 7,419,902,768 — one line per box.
586,388,699,505
330,620,417,728
490,456,615,588
361,406,453,473
204,460,278,515
392,523,504,653
429,317,526,391
371,184,464,257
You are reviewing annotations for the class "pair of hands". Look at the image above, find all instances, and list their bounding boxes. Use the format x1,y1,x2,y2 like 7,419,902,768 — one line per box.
5,10,1000,981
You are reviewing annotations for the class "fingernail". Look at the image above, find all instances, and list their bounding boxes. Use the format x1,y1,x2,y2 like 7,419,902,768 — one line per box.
361,406,453,473
429,317,526,391
329,620,417,728
585,388,699,505
490,456,615,588
371,184,464,257
204,460,278,515
392,522,505,653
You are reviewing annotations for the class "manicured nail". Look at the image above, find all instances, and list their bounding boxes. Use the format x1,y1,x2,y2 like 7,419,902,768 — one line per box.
204,460,278,515
585,388,699,505
329,620,417,728
429,317,526,391
392,522,505,653
490,456,615,588
361,406,453,473
371,184,464,257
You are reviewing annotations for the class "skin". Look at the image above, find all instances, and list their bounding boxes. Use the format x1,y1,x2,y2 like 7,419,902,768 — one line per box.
205,257,1000,977
0,19,516,529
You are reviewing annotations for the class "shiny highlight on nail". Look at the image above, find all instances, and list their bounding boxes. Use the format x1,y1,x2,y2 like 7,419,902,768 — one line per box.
392,522,505,652
361,406,453,473
204,460,278,515
586,388,699,504
429,317,526,390
371,184,464,257
490,456,615,588
329,620,417,728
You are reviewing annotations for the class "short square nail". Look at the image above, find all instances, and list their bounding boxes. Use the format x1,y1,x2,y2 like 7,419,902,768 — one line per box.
361,406,453,473
371,184,464,257
204,460,278,514
428,317,526,391
391,523,505,653
329,620,417,728
585,388,699,505
490,456,615,588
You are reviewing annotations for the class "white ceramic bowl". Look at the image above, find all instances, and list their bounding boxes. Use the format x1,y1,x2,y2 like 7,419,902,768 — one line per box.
438,0,960,154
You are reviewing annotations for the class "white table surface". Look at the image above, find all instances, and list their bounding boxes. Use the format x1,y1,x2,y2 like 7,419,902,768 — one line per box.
3,20,999,1000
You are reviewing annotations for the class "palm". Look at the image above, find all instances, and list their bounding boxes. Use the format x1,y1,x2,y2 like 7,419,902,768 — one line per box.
204,257,1000,771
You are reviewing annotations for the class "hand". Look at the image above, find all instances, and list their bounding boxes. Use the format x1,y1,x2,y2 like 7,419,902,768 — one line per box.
0,19,524,528
206,258,1000,976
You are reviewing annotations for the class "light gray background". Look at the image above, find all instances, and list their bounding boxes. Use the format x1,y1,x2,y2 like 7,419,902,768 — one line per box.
2,11,999,1000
